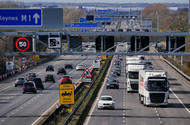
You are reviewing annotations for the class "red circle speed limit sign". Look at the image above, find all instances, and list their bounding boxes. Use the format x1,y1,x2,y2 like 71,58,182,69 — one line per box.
13,37,32,52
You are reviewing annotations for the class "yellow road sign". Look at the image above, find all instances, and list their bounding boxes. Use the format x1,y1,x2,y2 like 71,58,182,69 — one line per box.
101,55,107,60
32,55,40,61
59,84,74,105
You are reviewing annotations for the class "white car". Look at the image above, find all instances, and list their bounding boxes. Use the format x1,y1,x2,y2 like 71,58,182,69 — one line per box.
98,95,115,109
76,64,86,70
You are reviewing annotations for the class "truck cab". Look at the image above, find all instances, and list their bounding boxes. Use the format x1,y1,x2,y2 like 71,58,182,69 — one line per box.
139,70,169,106
126,64,145,92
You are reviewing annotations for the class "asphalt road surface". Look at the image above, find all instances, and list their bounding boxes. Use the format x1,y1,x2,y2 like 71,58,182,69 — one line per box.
0,55,95,125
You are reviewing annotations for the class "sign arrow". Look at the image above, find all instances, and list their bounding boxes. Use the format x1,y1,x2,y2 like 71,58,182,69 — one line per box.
33,13,40,24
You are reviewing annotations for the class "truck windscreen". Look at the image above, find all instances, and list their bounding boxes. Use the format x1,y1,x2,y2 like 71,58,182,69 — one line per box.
128,71,138,79
147,80,168,91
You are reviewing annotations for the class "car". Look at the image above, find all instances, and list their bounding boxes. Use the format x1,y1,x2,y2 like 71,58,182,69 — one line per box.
111,69,121,76
15,77,26,87
60,75,72,84
108,73,118,79
107,77,119,83
98,95,115,109
33,78,44,90
64,64,73,69
57,68,67,75
76,64,86,70
106,81,119,89
26,72,37,81
114,61,121,66
112,67,121,73
45,74,55,83
22,81,37,94
46,65,54,71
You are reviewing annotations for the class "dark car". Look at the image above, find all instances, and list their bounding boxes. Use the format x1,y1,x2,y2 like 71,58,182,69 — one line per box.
45,74,55,83
107,77,119,83
26,72,37,81
112,67,121,74
106,81,119,89
57,68,67,75
64,64,73,69
108,73,118,79
111,70,120,76
33,78,44,90
114,61,121,66
23,81,37,94
46,65,54,72
15,77,26,87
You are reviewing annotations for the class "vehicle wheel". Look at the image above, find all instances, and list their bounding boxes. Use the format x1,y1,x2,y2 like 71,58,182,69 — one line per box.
117,86,119,89
34,91,37,94
143,97,146,106
139,95,143,104
15,85,17,87
23,92,25,94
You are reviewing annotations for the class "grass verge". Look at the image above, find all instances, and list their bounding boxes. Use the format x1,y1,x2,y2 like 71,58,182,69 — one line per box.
68,59,111,125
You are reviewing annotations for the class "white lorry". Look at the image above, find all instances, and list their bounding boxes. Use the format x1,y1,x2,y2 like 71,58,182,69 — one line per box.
138,70,169,106
126,64,146,92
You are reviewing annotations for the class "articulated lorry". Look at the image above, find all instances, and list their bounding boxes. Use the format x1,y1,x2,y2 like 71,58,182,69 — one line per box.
126,64,146,92
139,70,169,106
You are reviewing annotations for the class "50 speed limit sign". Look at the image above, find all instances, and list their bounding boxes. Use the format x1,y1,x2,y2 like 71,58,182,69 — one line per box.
13,37,33,52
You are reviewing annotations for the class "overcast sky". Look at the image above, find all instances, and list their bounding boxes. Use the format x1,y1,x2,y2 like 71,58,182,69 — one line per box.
17,0,188,3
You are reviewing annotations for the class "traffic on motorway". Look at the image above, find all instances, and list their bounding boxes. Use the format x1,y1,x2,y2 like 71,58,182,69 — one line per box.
85,43,190,125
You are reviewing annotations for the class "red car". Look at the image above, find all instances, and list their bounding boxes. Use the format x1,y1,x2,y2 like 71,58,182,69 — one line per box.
60,75,72,84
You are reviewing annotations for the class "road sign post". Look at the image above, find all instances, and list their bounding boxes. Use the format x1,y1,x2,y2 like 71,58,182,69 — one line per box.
21,57,27,64
59,84,74,105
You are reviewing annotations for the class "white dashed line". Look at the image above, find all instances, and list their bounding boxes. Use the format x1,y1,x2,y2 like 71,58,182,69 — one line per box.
170,88,190,114
1,119,5,122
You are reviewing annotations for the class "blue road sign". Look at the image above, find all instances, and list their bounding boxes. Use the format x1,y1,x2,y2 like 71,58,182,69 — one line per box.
65,24,71,28
71,23,98,28
95,17,112,22
0,9,42,26
80,18,86,23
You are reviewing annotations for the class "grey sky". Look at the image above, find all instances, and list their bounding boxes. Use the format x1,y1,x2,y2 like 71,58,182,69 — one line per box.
18,0,188,3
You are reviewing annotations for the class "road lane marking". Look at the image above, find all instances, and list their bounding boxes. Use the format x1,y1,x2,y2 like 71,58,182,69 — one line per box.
170,88,190,114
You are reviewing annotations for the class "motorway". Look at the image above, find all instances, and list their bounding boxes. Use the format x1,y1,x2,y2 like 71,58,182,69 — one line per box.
84,45,190,125
0,55,95,125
